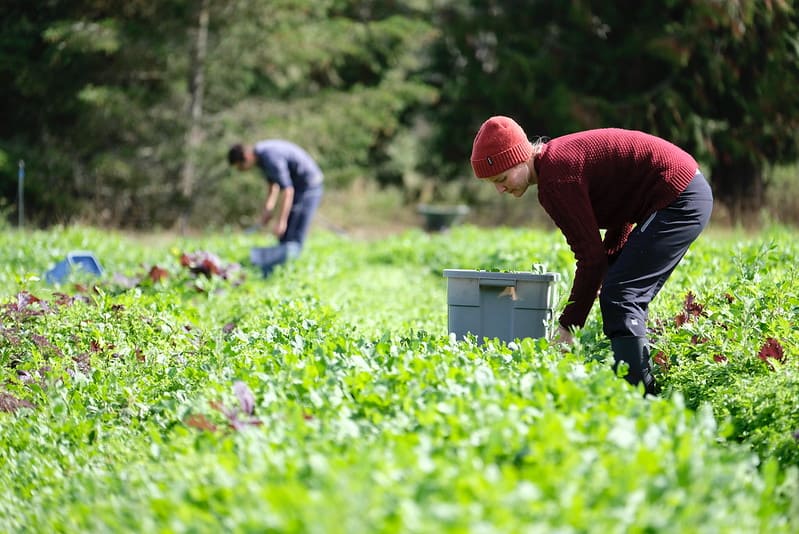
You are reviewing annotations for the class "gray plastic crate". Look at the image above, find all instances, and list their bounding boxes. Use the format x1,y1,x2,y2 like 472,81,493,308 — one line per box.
443,269,560,343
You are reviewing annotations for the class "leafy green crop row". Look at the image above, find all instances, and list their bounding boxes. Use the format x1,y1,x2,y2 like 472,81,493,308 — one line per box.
0,225,797,532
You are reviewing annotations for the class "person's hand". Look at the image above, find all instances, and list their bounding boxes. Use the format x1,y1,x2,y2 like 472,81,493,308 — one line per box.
260,210,273,226
552,325,574,349
273,219,287,239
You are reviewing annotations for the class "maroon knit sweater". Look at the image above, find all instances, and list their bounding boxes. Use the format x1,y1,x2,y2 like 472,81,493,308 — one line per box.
535,128,698,329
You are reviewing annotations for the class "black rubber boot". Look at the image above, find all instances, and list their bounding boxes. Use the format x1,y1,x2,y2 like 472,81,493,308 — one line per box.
610,336,659,396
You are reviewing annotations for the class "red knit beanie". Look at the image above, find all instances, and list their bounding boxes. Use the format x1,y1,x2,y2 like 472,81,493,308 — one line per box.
470,116,533,178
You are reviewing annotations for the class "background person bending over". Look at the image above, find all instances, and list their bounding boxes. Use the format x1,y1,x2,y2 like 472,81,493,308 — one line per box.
228,139,324,275
470,116,713,395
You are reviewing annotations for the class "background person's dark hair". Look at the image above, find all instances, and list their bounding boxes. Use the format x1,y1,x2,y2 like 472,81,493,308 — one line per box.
227,143,245,165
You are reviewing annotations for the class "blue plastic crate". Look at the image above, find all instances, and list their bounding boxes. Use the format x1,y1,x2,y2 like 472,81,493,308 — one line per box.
250,242,301,277
45,251,103,284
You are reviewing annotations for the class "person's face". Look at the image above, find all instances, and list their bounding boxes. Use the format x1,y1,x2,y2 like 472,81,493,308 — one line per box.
483,162,531,197
234,150,256,171
235,158,255,172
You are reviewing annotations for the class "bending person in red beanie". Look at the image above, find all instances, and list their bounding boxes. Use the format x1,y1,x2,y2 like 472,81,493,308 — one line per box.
470,116,713,395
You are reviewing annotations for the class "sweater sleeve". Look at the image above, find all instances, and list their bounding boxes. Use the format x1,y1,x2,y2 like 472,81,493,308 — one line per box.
538,181,607,329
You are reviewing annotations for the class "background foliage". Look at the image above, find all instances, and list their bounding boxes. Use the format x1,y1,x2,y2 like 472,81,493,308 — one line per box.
424,0,799,221
1,0,798,228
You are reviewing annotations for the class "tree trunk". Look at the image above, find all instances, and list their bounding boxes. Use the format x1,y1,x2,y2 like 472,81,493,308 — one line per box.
179,0,210,232
709,157,764,227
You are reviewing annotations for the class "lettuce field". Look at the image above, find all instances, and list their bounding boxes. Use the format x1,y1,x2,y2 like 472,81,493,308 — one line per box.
1,224,798,533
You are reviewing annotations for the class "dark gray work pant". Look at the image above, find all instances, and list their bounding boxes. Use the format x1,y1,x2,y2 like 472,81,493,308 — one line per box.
600,172,713,339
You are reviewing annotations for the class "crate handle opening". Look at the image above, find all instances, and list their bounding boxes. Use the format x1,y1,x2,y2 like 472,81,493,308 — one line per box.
479,278,515,288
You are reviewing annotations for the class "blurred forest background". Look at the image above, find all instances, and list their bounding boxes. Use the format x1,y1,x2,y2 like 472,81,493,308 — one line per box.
1,0,798,231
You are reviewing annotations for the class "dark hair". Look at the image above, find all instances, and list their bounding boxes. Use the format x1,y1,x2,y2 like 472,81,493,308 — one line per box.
227,143,245,165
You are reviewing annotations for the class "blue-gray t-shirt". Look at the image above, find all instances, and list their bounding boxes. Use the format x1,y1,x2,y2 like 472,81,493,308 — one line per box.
253,140,323,193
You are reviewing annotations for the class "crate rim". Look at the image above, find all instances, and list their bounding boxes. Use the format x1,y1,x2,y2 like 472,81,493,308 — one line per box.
443,269,559,282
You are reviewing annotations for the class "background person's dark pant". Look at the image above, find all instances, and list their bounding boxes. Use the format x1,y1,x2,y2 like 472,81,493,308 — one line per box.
259,186,323,276
280,186,323,245
600,172,713,339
